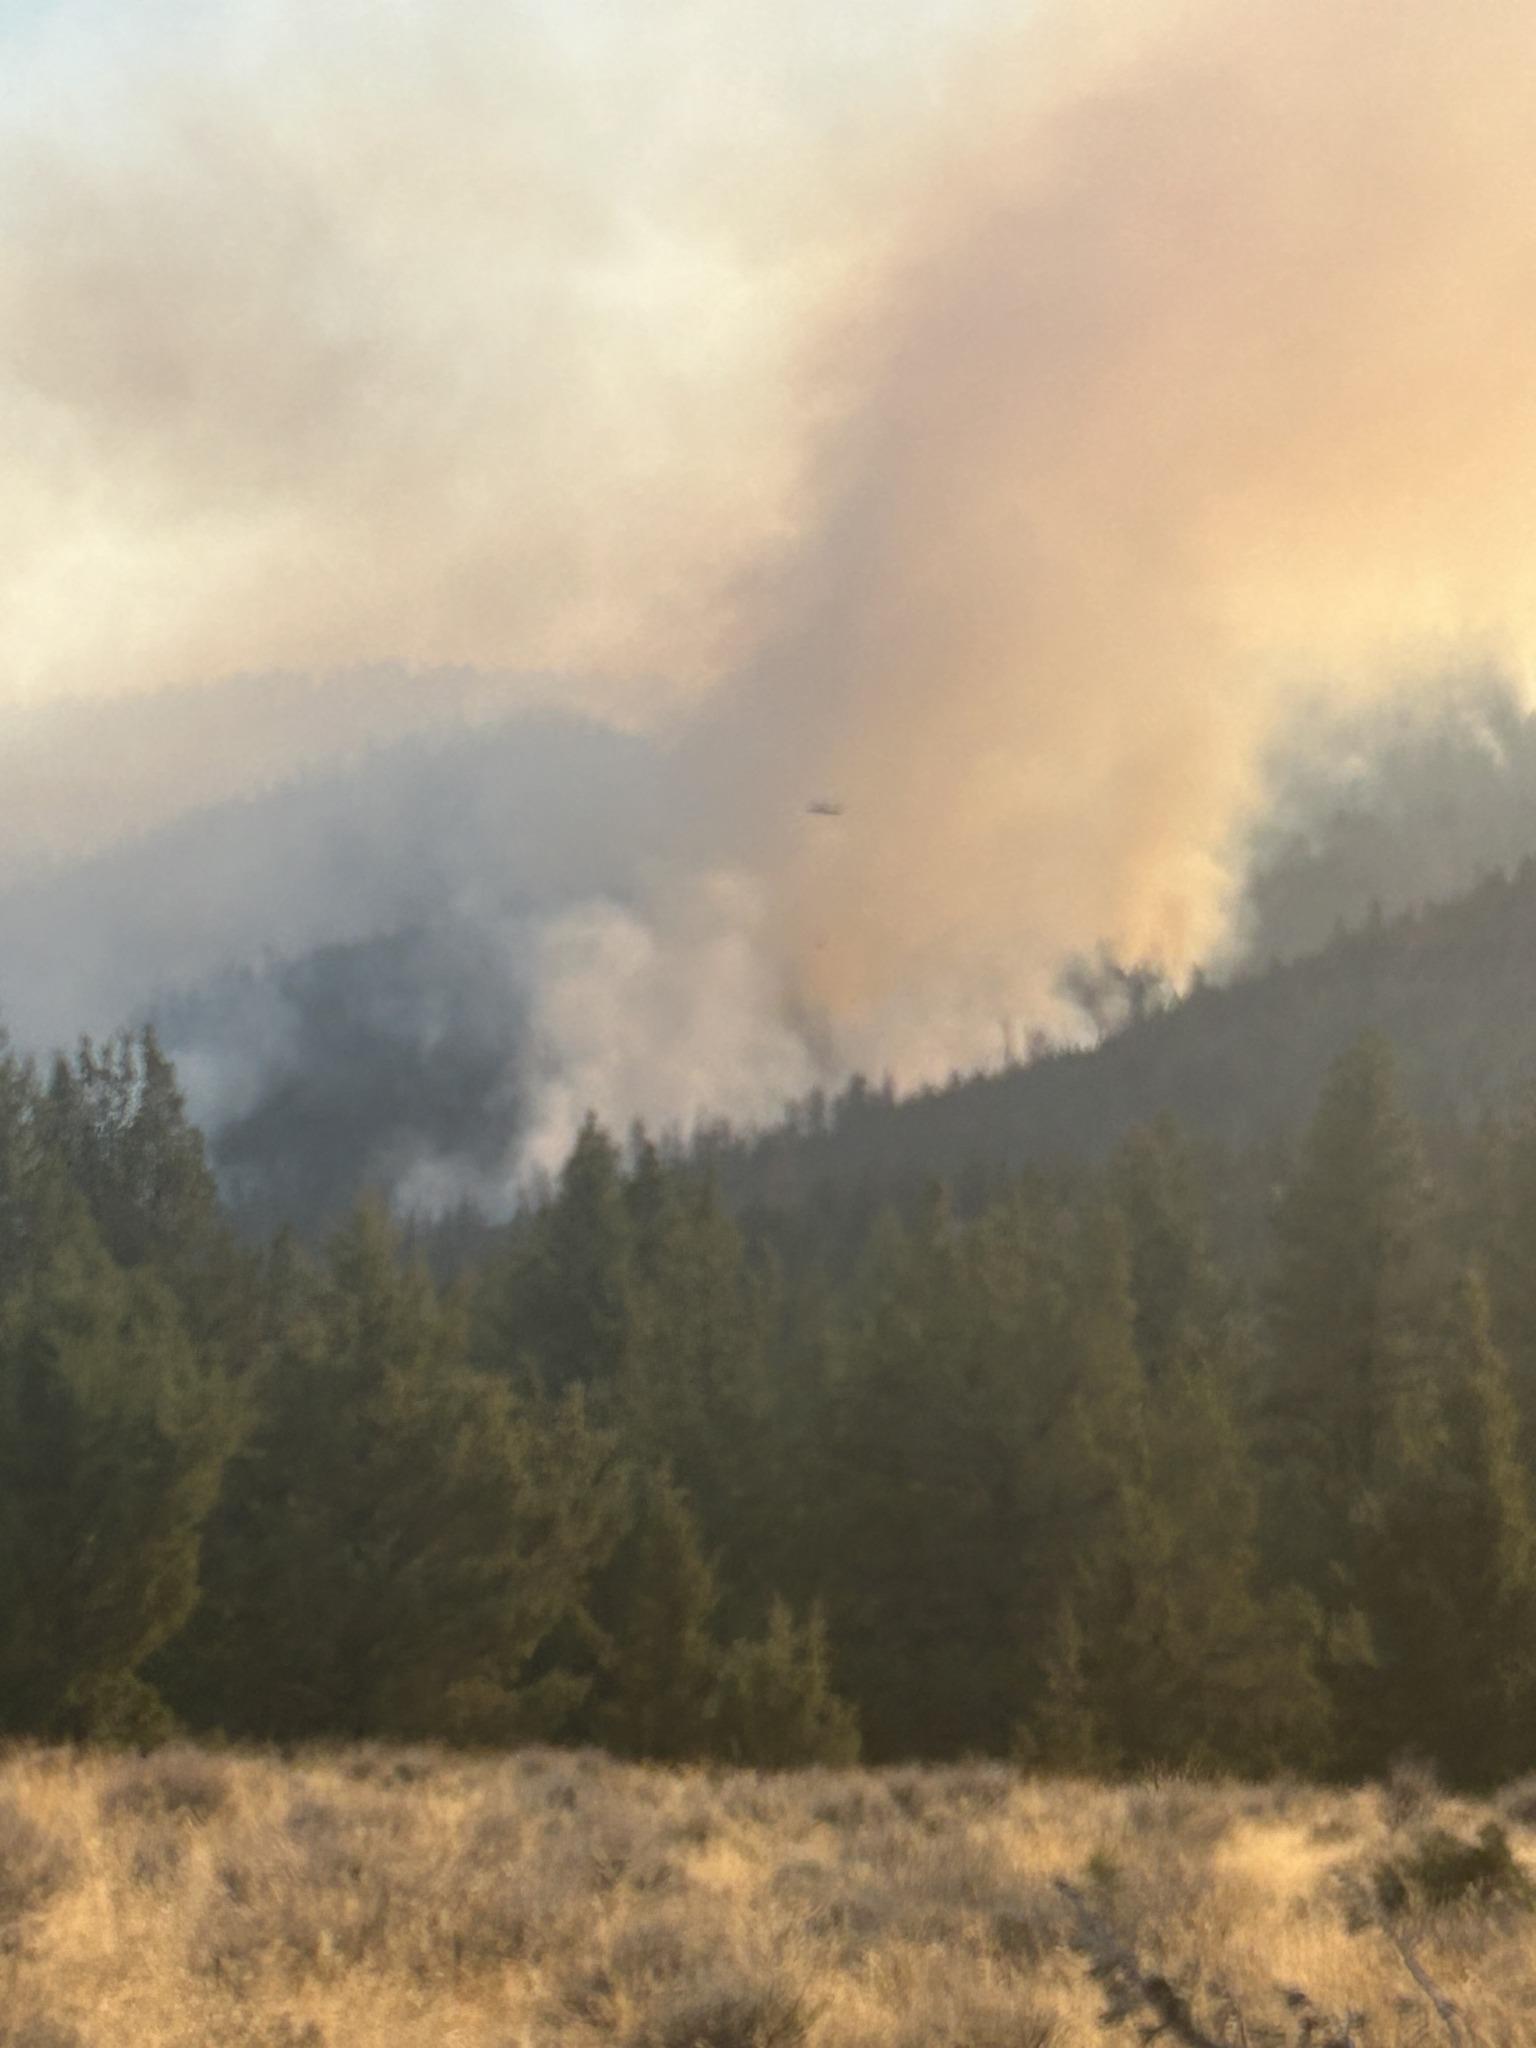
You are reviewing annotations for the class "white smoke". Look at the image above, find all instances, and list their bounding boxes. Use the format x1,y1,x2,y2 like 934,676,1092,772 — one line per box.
502,877,821,1184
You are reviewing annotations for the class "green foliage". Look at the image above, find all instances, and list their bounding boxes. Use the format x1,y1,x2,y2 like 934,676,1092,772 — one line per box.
596,1470,722,1762
1263,1035,1439,1623
172,1201,623,1743
622,1152,779,1624
1108,1118,1219,1384
713,1601,860,1769
825,1185,1147,1760
1374,1821,1534,1916
0,1199,230,1740
43,1030,224,1279
477,1117,634,1395
1355,1271,1536,1782
5,1006,1536,1782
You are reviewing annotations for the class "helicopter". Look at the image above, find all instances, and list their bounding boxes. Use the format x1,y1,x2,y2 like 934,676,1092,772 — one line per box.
806,799,845,817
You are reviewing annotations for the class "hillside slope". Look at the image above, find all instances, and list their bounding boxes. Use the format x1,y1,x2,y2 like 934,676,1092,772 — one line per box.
710,859,1536,1216
95,847,1536,1236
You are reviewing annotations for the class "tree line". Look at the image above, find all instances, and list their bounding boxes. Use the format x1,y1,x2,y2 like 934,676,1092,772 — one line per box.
4,1023,1536,1783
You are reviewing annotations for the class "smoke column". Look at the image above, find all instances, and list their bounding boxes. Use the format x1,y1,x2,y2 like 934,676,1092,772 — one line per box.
7,0,1536,1184
682,0,1536,1088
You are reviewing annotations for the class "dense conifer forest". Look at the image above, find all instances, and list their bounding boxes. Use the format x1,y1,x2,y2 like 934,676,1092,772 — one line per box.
13,901,1536,1785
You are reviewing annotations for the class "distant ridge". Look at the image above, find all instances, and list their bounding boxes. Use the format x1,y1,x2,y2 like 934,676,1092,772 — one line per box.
706,859,1536,1215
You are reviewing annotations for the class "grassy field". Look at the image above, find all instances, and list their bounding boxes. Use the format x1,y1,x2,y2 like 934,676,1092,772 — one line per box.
0,1745,1533,2046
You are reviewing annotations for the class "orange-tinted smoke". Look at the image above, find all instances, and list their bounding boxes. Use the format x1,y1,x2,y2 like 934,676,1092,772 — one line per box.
685,0,1536,1075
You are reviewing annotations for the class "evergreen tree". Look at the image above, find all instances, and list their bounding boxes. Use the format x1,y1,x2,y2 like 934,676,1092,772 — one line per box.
1479,1092,1536,1453
595,1469,721,1761
1358,1270,1536,1784
1084,1124,1332,1773
43,1029,223,1278
624,1129,674,1280
827,1183,1147,1761
0,1199,230,1740
821,1189,1004,1756
1018,1594,1111,1774
1088,1354,1330,1774
1109,1119,1218,1384
1263,1035,1439,1609
476,1117,635,1396
713,1600,860,1769
39,1029,265,1379
0,1043,56,1296
6,988,1536,1781
622,1159,776,1623
175,1201,622,1743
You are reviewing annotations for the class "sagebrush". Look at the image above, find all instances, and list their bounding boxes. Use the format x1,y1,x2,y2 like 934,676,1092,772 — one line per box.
1,1746,1534,2045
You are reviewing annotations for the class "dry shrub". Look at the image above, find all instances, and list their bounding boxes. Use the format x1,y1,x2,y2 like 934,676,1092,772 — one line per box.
461,1799,525,1863
1374,1820,1535,1916
334,1746,438,1789
629,1981,812,2048
0,1800,73,1928
990,1901,1054,1969
668,1810,720,1849
193,1814,535,1988
1125,1776,1232,1848
2,1745,1535,2044
193,1801,402,1985
222,2021,327,2048
931,1763,1016,1815
880,2015,1054,2048
0,2021,82,2048
126,1820,185,1890
1380,1754,1441,1832
809,1786,885,1831
100,1746,230,1825
605,1910,715,1990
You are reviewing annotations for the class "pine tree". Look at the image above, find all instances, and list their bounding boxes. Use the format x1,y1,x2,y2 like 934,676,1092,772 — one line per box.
1109,1119,1218,1384
1018,1594,1111,1774
622,1159,776,1624
1002,1195,1151,1763
476,1116,635,1397
1479,1092,1536,1454
713,1600,860,1769
0,1042,55,1296
175,1201,623,1743
1086,1125,1332,1773
1263,1035,1439,1609
0,1198,230,1740
821,1188,1006,1756
38,1030,265,1382
43,1029,223,1278
1093,1355,1330,1774
1358,1270,1536,1784
827,1181,1151,1761
595,1470,721,1761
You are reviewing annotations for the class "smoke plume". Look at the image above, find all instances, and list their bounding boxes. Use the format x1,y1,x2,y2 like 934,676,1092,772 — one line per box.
7,0,1536,1195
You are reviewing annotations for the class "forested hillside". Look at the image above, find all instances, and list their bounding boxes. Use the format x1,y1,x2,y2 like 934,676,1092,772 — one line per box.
8,1016,1536,1785
133,844,1536,1241
708,857,1536,1221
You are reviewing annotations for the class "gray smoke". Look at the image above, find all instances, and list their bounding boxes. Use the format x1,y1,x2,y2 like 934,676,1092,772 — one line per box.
1235,673,1536,970
9,0,1536,1206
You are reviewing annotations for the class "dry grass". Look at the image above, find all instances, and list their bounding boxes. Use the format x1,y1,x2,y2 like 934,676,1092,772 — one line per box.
0,1745,1533,2045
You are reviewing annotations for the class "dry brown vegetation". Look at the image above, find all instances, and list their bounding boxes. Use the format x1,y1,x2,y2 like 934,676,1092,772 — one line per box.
1,1746,1535,2046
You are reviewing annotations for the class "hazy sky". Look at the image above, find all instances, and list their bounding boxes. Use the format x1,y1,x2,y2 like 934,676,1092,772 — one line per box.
0,0,1013,720
8,0,1536,1185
